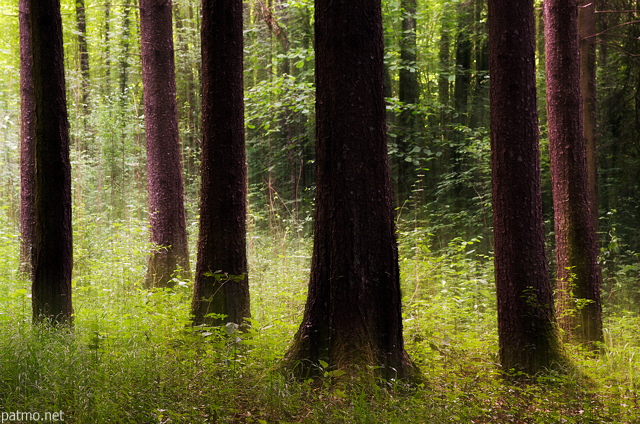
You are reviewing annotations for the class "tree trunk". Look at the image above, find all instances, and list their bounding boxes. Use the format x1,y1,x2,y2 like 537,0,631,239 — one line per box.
488,0,567,374
284,0,417,381
19,0,35,277
451,1,473,201
470,0,489,128
578,0,599,230
544,0,603,346
76,0,90,116
104,0,112,94
396,0,420,204
119,0,132,98
140,0,191,287
191,0,250,327
454,1,472,124
174,2,201,195
28,0,74,324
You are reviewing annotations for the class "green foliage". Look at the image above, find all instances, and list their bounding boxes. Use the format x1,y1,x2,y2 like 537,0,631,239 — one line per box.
1,0,640,421
0,213,639,422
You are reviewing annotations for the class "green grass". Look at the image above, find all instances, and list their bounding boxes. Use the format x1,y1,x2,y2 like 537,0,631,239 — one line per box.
1,214,640,423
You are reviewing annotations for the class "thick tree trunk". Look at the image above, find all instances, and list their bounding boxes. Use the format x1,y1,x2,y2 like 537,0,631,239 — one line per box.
544,0,603,346
28,0,74,324
19,0,35,277
140,0,191,287
284,0,417,381
191,0,250,327
488,0,567,374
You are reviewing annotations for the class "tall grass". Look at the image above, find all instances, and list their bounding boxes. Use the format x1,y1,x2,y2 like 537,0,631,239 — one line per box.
1,210,640,423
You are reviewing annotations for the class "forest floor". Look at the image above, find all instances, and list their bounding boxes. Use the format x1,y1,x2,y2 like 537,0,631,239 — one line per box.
1,217,639,423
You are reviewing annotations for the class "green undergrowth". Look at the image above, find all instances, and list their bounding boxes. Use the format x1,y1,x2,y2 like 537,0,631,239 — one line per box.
0,215,639,423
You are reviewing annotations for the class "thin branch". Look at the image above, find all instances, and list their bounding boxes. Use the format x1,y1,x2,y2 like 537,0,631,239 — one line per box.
582,20,640,40
595,10,640,14
597,40,640,58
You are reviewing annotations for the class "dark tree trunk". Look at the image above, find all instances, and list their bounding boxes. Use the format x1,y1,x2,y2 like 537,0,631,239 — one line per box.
191,0,250,327
470,0,489,128
28,0,74,324
396,0,420,204
544,0,603,346
284,0,416,381
19,0,35,277
451,1,473,200
488,0,567,374
140,0,191,287
454,1,472,123
578,0,599,230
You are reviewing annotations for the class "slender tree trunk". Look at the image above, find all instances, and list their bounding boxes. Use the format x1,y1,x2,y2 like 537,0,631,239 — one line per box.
104,0,112,94
119,0,132,98
470,0,489,128
454,1,472,124
396,0,420,204
488,0,567,374
284,0,417,381
579,0,599,230
191,0,250,327
544,0,603,346
19,0,35,276
451,1,473,201
174,2,201,194
28,0,74,324
76,0,90,116
139,0,191,287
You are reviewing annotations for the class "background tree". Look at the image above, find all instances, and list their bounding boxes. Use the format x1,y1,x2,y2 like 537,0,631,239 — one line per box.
284,0,416,380
191,0,250,327
19,0,35,276
488,0,567,373
544,0,604,346
139,0,190,287
395,0,421,204
28,0,74,324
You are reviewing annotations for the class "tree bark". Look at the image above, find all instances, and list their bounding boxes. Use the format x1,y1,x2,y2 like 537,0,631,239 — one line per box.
19,0,35,277
140,0,191,287
284,0,417,381
578,0,599,230
191,0,250,327
544,0,603,346
488,0,567,374
28,0,74,324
